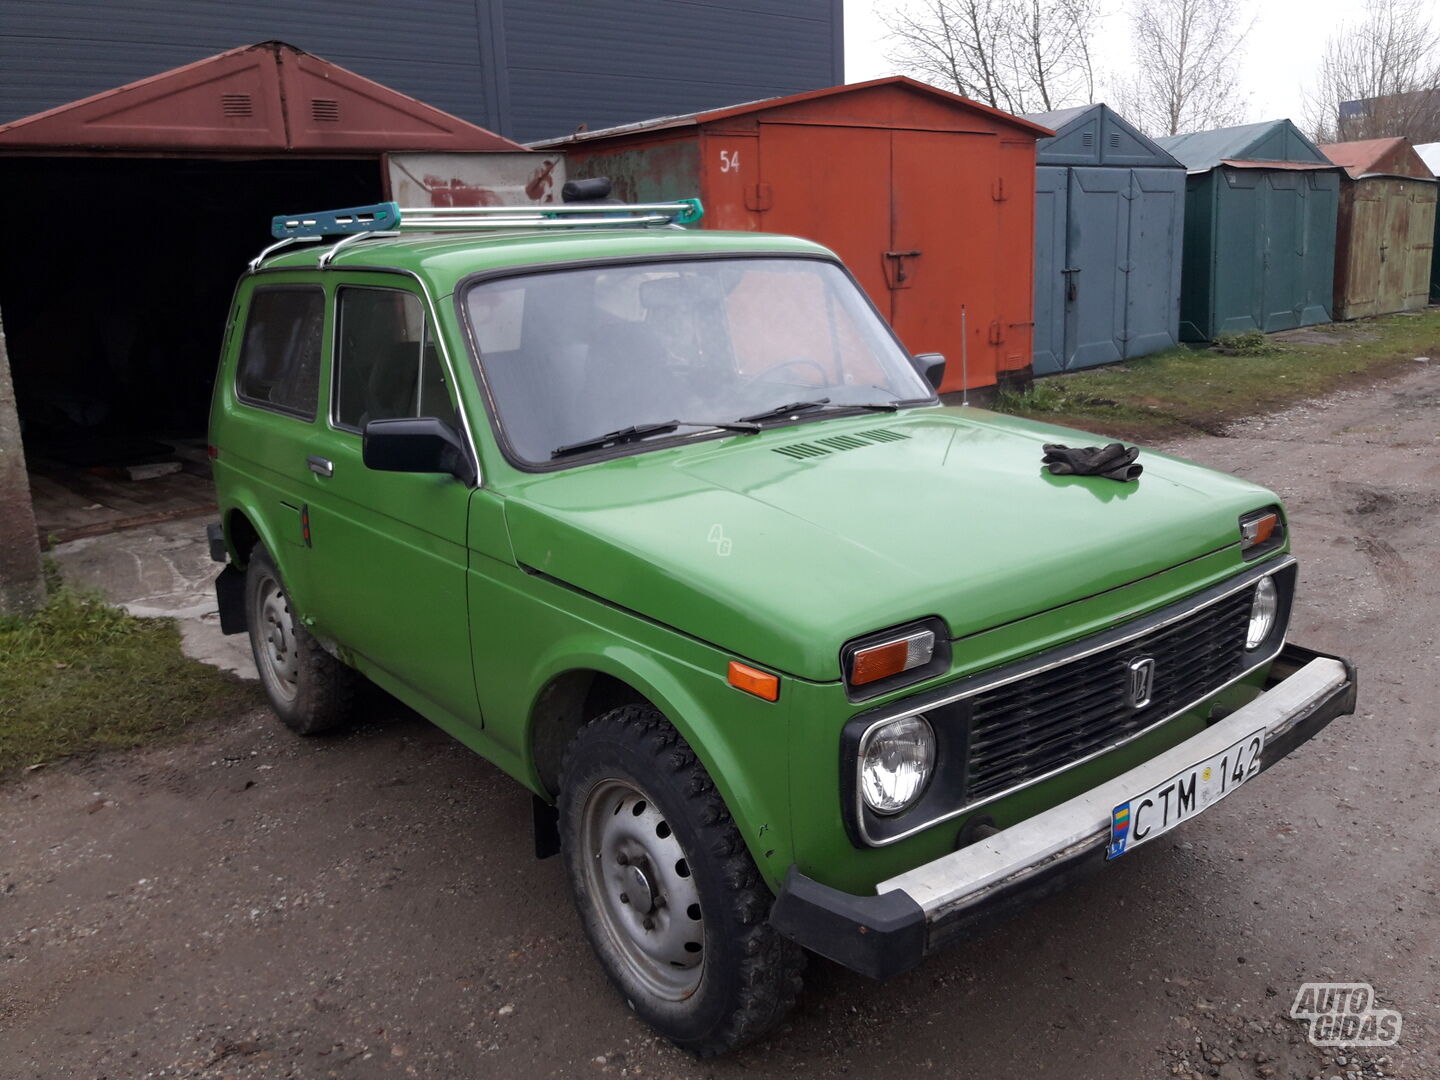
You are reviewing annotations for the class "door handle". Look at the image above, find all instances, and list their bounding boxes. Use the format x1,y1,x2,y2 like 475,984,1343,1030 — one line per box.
1062,267,1080,302
884,250,922,285
307,455,334,478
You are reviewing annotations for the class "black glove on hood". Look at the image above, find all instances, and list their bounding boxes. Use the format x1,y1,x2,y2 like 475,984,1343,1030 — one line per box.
1042,442,1143,482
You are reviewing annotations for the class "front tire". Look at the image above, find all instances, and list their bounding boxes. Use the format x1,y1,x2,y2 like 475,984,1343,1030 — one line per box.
558,704,804,1056
244,543,356,735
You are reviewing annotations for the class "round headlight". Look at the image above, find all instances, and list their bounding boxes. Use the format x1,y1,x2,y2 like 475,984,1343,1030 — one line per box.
1246,576,1278,649
860,714,935,815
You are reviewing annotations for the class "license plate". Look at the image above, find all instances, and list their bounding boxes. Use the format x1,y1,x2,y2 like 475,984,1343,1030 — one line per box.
1106,729,1266,859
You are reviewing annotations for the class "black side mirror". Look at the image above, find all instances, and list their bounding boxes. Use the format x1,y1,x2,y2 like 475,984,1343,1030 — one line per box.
911,352,946,391
363,417,476,486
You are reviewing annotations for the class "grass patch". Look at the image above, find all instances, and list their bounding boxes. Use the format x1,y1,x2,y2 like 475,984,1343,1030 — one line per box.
992,309,1440,441
0,586,259,777
1212,330,1284,356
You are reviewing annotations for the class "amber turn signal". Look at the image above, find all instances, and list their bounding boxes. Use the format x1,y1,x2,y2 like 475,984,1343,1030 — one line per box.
849,630,936,686
1241,511,1279,548
728,660,780,701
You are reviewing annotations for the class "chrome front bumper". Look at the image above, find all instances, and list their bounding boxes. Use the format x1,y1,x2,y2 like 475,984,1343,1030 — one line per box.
769,644,1357,978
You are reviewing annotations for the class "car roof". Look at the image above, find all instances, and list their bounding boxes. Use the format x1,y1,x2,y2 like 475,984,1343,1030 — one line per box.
257,227,836,293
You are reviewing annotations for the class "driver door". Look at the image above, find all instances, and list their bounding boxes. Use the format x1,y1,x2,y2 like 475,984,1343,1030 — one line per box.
304,279,479,726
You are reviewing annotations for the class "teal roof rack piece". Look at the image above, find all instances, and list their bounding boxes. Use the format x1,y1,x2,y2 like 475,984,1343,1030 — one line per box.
272,202,401,239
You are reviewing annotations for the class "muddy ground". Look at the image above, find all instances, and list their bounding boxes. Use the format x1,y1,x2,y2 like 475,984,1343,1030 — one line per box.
3,364,1438,1079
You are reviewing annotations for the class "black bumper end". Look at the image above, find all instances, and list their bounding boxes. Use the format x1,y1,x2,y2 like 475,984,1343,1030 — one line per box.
769,865,926,980
769,642,1357,980
206,522,228,564
1255,643,1357,770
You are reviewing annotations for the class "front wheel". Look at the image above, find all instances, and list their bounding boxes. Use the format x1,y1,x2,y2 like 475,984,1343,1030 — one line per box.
558,704,804,1056
244,543,357,735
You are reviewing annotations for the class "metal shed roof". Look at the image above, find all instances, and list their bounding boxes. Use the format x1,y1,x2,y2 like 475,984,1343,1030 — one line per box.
0,41,523,154
1155,119,1333,173
528,76,1054,148
1417,142,1440,175
1023,103,1182,169
1318,137,1436,181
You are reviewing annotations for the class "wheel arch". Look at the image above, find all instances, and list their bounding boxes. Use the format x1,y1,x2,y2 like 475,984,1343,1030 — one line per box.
521,644,795,889
529,668,648,798
223,505,263,566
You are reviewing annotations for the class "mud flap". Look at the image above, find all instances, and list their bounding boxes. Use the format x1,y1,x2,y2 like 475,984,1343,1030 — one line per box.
215,566,247,635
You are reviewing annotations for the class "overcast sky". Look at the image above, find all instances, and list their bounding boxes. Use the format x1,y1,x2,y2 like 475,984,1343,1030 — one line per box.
844,0,1363,129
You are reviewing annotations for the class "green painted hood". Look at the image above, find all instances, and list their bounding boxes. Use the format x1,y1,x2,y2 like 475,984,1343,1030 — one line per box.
503,408,1278,681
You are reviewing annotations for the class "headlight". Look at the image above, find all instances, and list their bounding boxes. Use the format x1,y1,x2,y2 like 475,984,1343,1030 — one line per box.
859,714,935,815
1246,576,1278,649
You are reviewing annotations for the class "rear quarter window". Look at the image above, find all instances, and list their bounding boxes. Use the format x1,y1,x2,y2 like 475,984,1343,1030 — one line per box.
235,286,325,420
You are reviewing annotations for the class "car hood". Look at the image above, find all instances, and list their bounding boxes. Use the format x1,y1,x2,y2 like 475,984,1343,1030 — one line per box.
502,408,1278,681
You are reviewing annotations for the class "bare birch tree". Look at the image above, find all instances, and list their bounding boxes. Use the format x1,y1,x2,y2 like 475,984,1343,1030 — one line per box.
1111,0,1252,137
883,0,1099,114
1304,0,1440,144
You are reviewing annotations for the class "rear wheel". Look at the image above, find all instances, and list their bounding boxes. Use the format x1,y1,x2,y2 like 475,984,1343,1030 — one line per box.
559,704,804,1056
244,543,356,735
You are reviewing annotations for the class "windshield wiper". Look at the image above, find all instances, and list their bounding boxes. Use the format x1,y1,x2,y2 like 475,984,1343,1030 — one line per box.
553,421,680,458
736,399,831,423
736,397,912,424
551,419,761,459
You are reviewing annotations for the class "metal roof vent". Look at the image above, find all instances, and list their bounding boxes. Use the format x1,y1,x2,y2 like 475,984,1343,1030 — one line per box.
221,93,253,118
1109,131,1121,148
311,98,341,123
1081,131,1094,148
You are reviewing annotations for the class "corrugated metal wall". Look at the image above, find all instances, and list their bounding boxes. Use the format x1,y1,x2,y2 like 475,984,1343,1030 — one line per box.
554,80,1046,394
1028,105,1185,374
1184,168,1340,339
0,0,842,143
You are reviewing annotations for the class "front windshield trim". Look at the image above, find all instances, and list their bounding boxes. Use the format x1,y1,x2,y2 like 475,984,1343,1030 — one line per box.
453,250,939,474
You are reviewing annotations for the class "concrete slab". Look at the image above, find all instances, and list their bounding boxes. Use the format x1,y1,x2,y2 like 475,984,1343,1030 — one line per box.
51,518,257,680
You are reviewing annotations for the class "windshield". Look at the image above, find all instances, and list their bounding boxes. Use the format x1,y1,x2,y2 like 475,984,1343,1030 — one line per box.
463,257,933,464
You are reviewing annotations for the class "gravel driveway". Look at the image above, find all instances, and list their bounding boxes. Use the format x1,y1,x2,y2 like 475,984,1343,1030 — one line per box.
3,365,1437,1080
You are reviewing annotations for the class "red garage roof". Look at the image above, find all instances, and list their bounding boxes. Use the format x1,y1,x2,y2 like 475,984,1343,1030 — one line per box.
1319,137,1435,181
530,76,1054,148
0,41,522,154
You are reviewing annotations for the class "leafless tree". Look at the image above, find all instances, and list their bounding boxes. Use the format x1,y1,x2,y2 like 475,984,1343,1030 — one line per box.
1110,0,1252,137
1304,0,1440,144
883,0,1099,115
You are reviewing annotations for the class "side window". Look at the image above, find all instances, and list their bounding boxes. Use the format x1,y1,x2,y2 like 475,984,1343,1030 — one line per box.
235,286,324,419
334,287,458,431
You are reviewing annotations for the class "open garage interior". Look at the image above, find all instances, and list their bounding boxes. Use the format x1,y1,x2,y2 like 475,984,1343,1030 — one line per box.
0,40,524,544
0,154,381,540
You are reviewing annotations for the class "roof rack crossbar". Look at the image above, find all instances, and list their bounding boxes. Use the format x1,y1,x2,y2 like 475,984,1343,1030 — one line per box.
269,198,703,241
248,234,322,271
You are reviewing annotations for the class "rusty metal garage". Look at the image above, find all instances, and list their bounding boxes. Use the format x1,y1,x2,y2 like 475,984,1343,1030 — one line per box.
534,78,1051,397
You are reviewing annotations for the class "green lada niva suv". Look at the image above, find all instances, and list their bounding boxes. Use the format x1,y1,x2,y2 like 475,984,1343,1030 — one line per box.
207,196,1356,1055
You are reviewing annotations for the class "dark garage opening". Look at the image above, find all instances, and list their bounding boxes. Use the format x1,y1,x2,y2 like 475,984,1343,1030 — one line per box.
0,40,525,543
0,156,379,538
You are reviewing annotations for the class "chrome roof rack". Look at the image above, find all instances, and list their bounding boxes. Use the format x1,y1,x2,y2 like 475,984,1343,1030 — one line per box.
254,198,704,269
271,198,702,238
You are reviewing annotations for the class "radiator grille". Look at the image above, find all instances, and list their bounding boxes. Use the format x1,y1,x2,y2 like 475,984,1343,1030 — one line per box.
965,589,1253,804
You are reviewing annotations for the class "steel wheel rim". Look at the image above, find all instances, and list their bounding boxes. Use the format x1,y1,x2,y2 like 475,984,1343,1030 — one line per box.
252,574,300,704
579,778,706,1001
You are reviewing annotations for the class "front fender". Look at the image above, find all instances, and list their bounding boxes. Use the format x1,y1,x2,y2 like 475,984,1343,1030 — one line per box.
518,629,798,893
